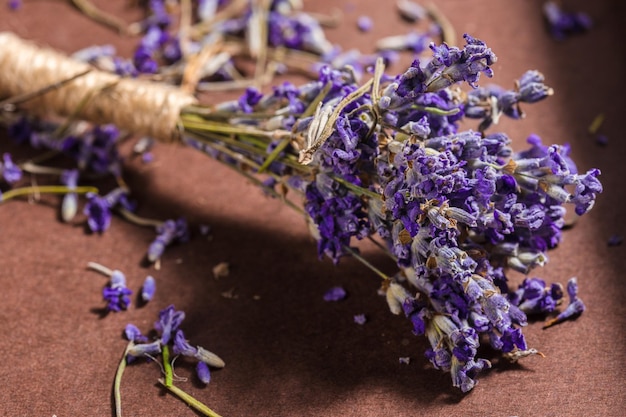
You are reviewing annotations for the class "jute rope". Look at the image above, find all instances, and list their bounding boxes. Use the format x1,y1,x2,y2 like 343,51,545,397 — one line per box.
0,32,198,143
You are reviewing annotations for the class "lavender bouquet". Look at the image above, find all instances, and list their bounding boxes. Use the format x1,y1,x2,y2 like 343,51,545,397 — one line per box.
0,0,601,402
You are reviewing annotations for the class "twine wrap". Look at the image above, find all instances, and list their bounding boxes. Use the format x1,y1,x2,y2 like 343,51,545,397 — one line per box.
0,32,198,143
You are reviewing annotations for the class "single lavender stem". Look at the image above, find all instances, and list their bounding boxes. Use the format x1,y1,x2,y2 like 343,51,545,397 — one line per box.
114,341,134,417
87,261,114,277
0,185,98,202
343,246,391,282
116,207,164,228
20,161,66,176
157,379,223,417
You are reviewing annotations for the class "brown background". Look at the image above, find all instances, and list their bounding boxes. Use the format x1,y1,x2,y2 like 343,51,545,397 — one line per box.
1,0,625,416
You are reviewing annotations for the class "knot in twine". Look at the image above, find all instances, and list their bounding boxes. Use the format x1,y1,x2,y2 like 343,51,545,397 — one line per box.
0,32,198,143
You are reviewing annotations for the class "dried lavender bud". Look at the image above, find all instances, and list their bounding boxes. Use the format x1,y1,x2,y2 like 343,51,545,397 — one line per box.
147,218,190,262
543,278,585,328
0,153,22,184
124,324,148,343
323,286,347,301
608,234,623,246
196,361,211,384
141,275,156,302
353,314,367,325
357,16,373,32
543,1,592,40
173,329,198,357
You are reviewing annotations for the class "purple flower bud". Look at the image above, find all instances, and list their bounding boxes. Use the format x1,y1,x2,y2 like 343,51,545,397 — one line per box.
357,16,373,32
8,0,22,10
103,285,132,312
323,286,347,301
1,153,22,184
608,234,623,247
196,361,211,384
173,330,198,356
353,314,367,325
84,193,112,233
125,324,149,343
141,275,156,302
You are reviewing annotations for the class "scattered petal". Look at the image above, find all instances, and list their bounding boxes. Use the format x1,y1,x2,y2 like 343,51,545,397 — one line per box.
323,286,347,302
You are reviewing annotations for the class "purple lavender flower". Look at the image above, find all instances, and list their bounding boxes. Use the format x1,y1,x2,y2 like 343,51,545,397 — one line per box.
425,34,497,91
0,153,22,184
173,329,198,356
237,87,264,113
154,305,186,344
357,16,373,32
68,124,122,175
85,193,112,233
353,314,367,325
196,361,211,384
84,188,131,233
512,277,562,315
544,277,585,328
147,217,190,262
608,234,623,247
141,275,156,302
8,0,21,10
125,323,149,343
323,286,347,301
102,270,132,312
543,1,592,40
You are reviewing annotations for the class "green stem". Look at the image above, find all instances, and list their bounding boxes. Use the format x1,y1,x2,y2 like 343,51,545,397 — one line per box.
162,345,173,387
181,116,290,139
343,246,391,281
0,185,98,202
329,175,381,201
411,105,461,116
158,379,223,417
114,341,134,417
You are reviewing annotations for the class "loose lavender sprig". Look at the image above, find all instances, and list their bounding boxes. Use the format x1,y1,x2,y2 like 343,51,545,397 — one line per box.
147,217,190,263
88,262,133,312
124,305,225,381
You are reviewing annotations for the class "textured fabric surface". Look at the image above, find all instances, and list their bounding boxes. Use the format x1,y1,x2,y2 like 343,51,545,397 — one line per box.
1,1,625,416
